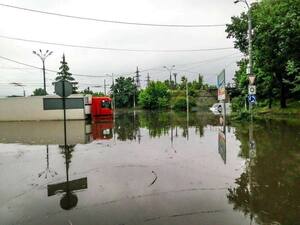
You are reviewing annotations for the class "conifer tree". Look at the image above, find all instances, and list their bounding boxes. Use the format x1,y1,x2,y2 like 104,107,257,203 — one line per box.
55,54,78,93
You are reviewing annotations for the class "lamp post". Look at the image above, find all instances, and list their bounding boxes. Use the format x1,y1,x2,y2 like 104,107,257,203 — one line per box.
163,65,175,85
234,0,255,116
234,0,252,77
33,49,53,93
235,3,255,224
11,82,25,96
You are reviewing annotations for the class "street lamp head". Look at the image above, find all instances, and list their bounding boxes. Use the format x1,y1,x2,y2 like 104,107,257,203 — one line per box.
234,0,240,4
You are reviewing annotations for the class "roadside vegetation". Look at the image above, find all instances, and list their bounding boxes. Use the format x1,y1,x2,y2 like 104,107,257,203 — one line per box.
110,74,216,111
226,0,300,119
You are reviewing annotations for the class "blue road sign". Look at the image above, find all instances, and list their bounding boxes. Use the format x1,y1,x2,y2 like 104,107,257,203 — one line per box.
248,94,256,104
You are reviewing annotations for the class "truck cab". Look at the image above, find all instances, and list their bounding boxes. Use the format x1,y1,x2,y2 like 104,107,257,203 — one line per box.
91,97,113,119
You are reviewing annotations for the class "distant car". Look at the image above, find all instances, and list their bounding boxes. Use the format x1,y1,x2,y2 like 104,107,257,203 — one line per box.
210,103,231,115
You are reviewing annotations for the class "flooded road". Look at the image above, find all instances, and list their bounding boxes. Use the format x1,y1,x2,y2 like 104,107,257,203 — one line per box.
0,111,299,225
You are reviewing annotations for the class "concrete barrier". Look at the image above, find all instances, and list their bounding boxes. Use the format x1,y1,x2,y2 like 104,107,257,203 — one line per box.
0,95,87,121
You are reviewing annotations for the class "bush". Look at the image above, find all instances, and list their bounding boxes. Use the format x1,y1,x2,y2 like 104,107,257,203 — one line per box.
32,88,47,96
173,96,196,111
231,96,245,112
138,81,171,109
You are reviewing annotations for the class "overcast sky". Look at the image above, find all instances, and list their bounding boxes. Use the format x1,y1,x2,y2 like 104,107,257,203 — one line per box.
0,0,252,96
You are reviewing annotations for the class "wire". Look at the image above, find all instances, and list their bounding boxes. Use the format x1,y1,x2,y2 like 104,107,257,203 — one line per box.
0,35,234,53
0,55,109,78
0,3,226,28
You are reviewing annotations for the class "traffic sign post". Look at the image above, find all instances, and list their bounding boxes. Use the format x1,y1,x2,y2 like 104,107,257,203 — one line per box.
248,94,256,104
248,74,256,85
248,85,256,95
217,70,226,101
55,80,73,98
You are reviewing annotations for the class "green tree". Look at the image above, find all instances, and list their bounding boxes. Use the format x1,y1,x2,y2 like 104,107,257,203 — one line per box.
55,54,78,94
226,0,300,108
80,88,105,96
111,76,137,108
285,60,300,97
32,88,47,96
138,81,171,109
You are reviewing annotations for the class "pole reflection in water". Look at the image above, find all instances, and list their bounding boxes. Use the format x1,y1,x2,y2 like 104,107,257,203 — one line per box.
47,145,88,210
38,145,58,179
47,109,88,210
248,112,256,224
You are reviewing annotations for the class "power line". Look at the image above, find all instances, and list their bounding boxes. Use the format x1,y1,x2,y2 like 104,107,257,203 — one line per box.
0,55,109,78
0,3,226,28
0,35,234,53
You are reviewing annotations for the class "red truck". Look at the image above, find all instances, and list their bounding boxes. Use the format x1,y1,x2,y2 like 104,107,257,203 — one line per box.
91,97,113,120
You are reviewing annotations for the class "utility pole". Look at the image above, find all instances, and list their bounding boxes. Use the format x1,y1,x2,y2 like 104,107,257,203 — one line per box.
146,73,151,86
135,66,140,89
33,49,53,93
133,76,136,109
104,79,106,95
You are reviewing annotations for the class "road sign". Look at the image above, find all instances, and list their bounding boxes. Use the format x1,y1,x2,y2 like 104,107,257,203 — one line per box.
43,98,84,110
248,75,256,85
248,85,256,95
248,94,256,104
55,80,73,97
217,70,226,100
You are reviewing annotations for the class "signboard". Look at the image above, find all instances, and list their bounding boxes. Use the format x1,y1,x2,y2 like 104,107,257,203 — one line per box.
248,95,256,104
248,75,256,85
248,85,256,95
55,80,73,98
43,98,84,110
217,70,226,101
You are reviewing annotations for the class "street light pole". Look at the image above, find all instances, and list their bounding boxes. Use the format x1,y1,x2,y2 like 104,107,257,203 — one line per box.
234,0,252,75
10,82,26,97
234,0,254,115
33,49,53,93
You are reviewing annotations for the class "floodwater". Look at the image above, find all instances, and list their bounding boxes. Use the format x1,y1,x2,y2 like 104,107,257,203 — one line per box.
0,110,299,225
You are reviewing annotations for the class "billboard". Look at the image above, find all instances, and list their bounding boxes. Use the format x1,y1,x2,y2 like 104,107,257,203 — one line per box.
217,69,226,101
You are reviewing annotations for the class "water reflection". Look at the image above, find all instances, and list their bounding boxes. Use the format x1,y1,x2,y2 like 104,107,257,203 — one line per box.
1,112,300,225
228,119,300,224
114,111,219,141
38,145,58,179
0,120,91,144
48,145,88,210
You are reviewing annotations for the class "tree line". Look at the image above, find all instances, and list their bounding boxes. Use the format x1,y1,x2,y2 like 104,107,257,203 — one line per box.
31,54,216,111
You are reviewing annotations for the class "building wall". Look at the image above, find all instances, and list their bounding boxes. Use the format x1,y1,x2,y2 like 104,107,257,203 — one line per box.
0,95,86,121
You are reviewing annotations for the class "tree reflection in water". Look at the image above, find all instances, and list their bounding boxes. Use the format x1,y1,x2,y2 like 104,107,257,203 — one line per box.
228,119,300,225
113,110,219,141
